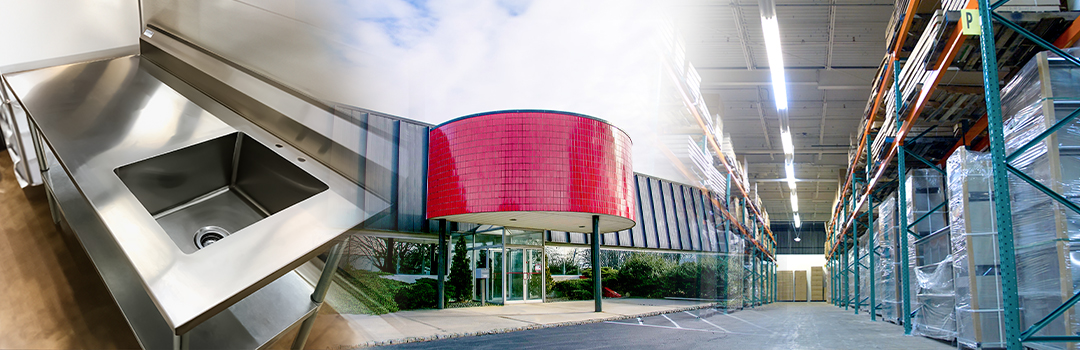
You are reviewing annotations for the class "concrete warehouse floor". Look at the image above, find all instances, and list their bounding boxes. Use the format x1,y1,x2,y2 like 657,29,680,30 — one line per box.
380,302,955,350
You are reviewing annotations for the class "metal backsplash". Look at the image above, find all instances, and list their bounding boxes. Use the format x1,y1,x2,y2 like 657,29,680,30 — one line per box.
140,0,411,117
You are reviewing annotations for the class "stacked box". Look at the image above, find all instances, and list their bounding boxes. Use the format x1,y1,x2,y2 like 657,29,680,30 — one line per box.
778,270,795,301
1002,48,1080,350
825,268,831,302
811,267,825,301
877,194,901,323
908,169,955,340
795,270,808,302
947,148,1006,349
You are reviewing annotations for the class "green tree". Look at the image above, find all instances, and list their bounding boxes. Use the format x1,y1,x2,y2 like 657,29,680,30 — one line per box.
447,235,472,302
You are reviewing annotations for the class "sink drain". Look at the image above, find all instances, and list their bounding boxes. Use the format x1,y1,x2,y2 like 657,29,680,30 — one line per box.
194,226,231,249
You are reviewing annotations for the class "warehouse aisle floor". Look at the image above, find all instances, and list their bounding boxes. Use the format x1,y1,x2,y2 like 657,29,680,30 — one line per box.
719,302,953,349
379,302,954,350
0,156,139,348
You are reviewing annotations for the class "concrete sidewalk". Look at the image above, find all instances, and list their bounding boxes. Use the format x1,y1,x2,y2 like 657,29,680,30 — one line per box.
283,298,717,348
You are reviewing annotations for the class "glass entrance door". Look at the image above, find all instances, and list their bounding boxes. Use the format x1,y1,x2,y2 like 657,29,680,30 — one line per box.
506,247,544,302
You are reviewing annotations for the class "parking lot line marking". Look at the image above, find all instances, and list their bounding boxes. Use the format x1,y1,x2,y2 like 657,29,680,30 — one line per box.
603,321,764,336
604,322,717,333
723,313,774,333
662,314,681,328
699,318,731,333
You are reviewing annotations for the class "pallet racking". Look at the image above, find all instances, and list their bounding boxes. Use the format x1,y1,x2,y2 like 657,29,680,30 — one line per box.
825,0,1080,347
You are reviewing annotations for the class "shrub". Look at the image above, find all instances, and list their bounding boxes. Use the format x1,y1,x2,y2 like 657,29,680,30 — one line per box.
447,235,473,302
665,261,717,298
553,279,594,300
613,253,675,298
581,266,618,284
395,278,447,310
340,269,407,314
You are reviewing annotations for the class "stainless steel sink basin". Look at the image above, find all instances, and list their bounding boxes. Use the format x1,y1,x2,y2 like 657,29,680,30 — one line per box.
115,132,328,253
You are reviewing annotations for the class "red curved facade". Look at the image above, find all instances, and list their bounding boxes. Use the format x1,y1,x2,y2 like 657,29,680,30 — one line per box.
427,110,636,233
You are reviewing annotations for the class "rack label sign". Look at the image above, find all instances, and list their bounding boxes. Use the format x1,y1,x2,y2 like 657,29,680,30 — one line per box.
961,9,981,35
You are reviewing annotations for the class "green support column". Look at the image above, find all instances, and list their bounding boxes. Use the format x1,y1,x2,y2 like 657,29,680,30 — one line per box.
830,258,836,306
724,173,732,253
437,219,447,310
976,0,1021,347
830,258,835,305
853,176,860,315
843,234,850,309
753,249,759,306
835,257,840,306
867,141,876,321
895,58,912,335
592,215,602,312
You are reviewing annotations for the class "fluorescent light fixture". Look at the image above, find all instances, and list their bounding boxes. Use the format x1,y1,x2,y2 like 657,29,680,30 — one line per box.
794,213,802,228
785,158,796,190
781,130,794,155
790,190,799,212
758,0,787,112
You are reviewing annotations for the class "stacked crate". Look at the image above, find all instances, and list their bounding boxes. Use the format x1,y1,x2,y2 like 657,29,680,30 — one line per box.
877,194,901,323
907,169,955,340
795,270,808,302
812,266,825,301
874,11,949,162
778,270,795,301
1001,48,1080,349
947,148,1006,349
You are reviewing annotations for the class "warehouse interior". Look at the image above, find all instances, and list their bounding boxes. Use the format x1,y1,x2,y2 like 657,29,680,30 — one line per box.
5,0,1080,349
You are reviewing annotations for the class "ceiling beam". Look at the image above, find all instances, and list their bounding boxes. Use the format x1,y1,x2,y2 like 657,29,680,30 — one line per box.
826,0,837,69
729,0,756,71
736,148,849,154
698,68,876,90
755,87,774,154
752,178,839,183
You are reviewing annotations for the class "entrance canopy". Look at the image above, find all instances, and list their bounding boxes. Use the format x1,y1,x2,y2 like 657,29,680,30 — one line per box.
427,110,636,233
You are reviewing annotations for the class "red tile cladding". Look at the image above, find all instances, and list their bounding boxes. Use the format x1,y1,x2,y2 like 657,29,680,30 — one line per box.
427,111,635,222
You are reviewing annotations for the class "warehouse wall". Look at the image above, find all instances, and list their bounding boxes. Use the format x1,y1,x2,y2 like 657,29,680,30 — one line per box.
0,0,139,72
777,254,825,271
773,221,827,254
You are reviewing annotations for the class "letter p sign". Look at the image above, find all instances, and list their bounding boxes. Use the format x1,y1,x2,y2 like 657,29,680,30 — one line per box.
961,9,981,36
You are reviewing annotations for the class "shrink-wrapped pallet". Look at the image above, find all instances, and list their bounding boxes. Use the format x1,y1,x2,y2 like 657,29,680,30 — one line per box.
947,148,1006,349
878,194,901,323
1003,48,1080,350
906,169,951,337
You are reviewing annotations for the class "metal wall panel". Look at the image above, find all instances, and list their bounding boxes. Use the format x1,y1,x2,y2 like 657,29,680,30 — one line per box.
650,178,670,249
638,176,659,249
397,122,428,233
684,186,701,251
543,174,736,254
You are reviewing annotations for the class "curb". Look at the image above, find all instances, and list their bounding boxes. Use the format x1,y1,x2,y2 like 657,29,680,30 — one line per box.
346,302,725,348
